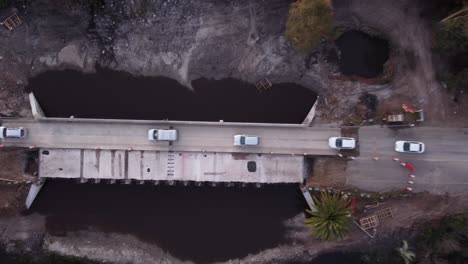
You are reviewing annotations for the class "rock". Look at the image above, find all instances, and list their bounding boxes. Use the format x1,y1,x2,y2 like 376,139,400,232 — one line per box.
57,44,86,69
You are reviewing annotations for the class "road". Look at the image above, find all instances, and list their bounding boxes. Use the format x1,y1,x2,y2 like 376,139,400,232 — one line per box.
347,126,468,194
0,118,340,155
3,119,467,194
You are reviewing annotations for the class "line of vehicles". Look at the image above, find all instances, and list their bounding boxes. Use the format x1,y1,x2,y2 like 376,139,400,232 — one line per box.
0,126,425,153
328,137,425,153
147,128,259,146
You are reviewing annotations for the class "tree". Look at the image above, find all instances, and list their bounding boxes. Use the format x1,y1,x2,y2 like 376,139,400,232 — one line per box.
305,191,351,240
286,0,333,53
433,7,468,56
397,240,416,264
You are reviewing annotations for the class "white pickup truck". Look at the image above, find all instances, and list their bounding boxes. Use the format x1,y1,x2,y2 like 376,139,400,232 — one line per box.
147,129,178,141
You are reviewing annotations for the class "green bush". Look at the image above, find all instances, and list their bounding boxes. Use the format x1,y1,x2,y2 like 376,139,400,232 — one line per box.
286,0,333,53
434,21,468,57
418,214,468,259
305,191,351,240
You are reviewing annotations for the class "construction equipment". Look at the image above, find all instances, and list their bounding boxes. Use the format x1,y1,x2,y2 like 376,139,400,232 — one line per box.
386,113,404,123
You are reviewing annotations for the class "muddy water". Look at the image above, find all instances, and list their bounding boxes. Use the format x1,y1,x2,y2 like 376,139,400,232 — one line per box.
336,31,389,78
29,180,304,263
26,68,317,124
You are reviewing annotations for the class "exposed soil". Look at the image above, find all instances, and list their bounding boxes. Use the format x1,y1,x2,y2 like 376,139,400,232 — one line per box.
0,148,31,215
306,158,347,188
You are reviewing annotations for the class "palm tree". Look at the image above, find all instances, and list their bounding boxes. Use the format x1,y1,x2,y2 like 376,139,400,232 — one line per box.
397,240,416,264
305,191,351,240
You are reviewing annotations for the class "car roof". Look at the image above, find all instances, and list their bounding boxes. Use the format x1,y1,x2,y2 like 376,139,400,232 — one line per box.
3,127,23,137
341,138,355,148
409,142,420,151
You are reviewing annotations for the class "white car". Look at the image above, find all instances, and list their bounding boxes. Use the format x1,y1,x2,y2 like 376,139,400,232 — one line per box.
147,129,178,141
328,137,356,149
395,141,425,153
0,126,26,139
233,135,259,146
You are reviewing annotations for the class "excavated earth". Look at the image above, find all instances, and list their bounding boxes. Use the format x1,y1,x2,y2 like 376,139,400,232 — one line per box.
0,0,467,263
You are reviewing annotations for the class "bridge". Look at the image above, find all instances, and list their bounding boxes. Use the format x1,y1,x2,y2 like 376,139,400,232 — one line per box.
6,94,468,210
1,117,340,200
1,118,340,155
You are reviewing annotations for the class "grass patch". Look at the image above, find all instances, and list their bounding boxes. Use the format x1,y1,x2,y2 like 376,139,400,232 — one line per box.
286,0,333,54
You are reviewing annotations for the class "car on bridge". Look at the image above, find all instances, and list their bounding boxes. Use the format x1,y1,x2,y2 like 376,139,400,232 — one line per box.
395,140,425,153
233,135,259,146
148,129,178,141
0,126,26,139
328,137,356,150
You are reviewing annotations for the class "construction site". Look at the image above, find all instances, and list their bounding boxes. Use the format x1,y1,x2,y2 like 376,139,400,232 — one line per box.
0,0,467,263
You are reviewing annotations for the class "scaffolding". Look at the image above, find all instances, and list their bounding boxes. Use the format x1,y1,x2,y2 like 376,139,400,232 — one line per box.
359,207,393,230
2,13,22,31
359,214,380,230
255,78,272,92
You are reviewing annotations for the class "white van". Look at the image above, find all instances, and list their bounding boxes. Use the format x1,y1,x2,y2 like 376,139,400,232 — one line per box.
233,135,259,146
0,126,26,139
148,129,178,141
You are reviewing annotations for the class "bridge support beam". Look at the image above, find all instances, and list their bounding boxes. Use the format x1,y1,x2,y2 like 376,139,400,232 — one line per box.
302,96,319,126
28,93,45,119
25,178,46,209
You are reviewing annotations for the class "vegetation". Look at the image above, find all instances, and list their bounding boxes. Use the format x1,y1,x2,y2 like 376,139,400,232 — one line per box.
286,0,333,53
397,240,416,264
417,213,468,262
305,191,351,240
0,0,10,9
433,12,468,57
433,6,468,95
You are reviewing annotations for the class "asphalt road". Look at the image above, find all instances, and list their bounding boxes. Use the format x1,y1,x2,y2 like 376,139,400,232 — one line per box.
0,118,340,155
347,126,468,194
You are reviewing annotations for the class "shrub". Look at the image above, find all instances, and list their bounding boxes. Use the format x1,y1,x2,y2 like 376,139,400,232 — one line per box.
286,0,333,53
434,21,468,57
305,191,351,240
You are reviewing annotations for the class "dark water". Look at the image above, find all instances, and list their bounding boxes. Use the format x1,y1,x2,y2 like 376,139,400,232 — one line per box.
29,180,304,263
26,69,317,124
336,31,389,78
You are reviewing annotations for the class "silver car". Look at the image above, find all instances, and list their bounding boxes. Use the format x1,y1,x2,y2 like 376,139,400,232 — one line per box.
233,135,259,146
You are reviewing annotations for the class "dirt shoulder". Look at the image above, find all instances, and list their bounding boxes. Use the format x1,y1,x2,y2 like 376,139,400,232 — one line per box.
0,148,34,215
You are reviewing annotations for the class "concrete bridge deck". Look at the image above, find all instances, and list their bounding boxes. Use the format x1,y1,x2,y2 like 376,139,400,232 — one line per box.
1,118,340,156
39,148,306,183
